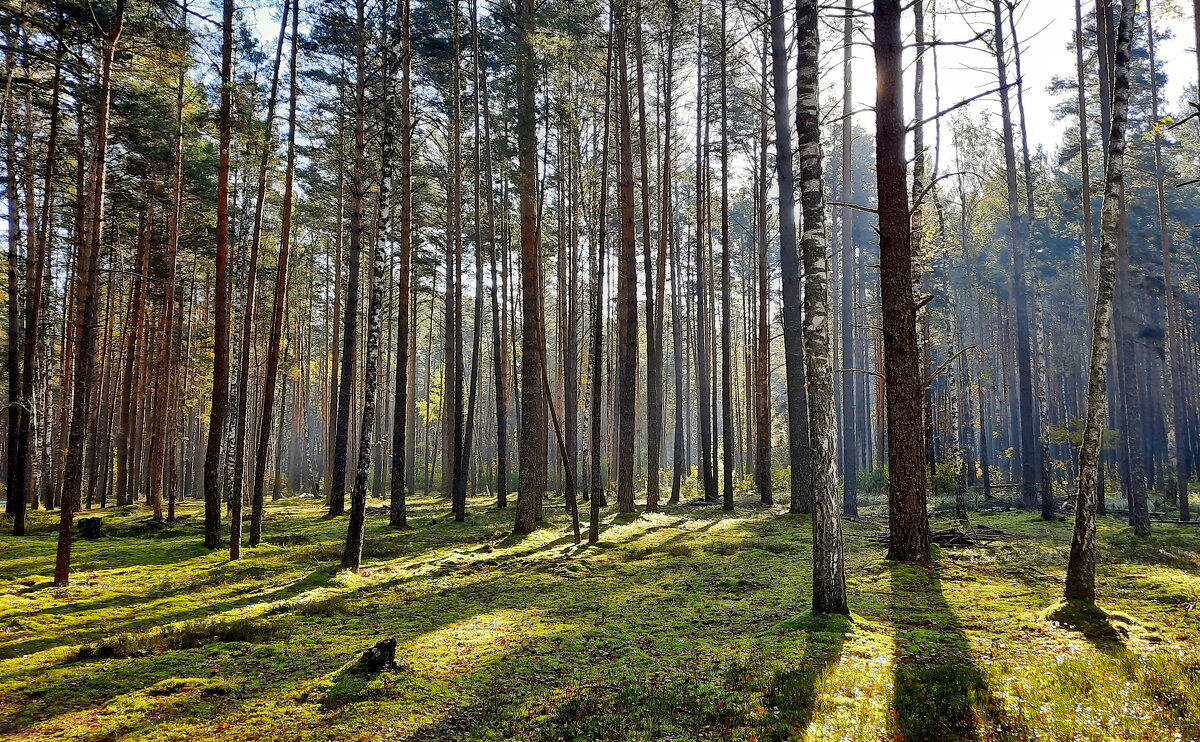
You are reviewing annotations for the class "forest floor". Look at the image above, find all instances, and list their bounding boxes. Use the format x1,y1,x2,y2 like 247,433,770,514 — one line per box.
1,490,1199,741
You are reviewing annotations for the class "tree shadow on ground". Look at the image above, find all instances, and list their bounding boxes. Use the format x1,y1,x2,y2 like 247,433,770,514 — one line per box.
2,501,827,740
1042,599,1132,652
756,611,851,740
400,611,850,742
0,568,335,661
888,563,1025,742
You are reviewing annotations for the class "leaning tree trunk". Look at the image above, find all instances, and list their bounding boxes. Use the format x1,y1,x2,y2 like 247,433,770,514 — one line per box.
251,0,300,544
231,0,290,559
797,0,847,615
1065,0,1135,603
57,0,126,583
874,0,929,562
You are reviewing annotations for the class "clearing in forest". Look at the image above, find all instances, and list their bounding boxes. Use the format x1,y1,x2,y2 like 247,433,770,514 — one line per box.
1,495,1198,741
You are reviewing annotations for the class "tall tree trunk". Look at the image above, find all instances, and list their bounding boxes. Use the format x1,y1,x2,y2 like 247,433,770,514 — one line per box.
875,0,929,562
2,39,20,471
390,0,414,527
589,36,614,541
57,0,126,582
447,0,466,520
694,5,718,504
330,0,368,518
797,0,847,614
1115,190,1149,534
4,88,21,528
454,0,486,520
117,200,153,509
514,0,546,535
9,33,60,535
913,0,934,483
670,207,686,505
1075,0,1096,332
342,0,397,571
1065,0,1135,603
769,0,812,514
1193,0,1200,115
564,90,580,514
1006,3,1051,518
613,0,638,514
991,0,1039,511
638,6,662,514
718,0,734,511
838,0,857,518
755,28,772,507
1146,0,1187,520
148,7,187,522
201,0,232,550
326,100,345,503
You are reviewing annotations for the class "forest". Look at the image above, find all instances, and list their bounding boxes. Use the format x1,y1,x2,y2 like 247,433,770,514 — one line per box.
1,0,1200,738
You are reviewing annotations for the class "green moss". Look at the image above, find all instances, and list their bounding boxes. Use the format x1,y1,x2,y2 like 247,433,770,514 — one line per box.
76,615,287,659
144,677,237,697
0,496,1197,741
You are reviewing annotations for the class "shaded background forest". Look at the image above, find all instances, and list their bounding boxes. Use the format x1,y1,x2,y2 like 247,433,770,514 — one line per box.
2,0,1199,553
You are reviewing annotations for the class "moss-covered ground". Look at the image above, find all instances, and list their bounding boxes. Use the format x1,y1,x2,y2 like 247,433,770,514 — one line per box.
2,493,1198,741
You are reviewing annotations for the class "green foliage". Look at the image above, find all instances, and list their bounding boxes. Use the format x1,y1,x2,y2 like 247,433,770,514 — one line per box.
1046,418,1120,450
929,462,956,498
857,465,887,496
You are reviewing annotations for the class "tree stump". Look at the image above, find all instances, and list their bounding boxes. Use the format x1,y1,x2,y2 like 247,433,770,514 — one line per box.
358,638,398,673
77,517,104,540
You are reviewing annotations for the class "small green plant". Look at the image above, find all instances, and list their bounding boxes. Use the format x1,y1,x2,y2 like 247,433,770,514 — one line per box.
858,465,888,495
929,462,956,498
